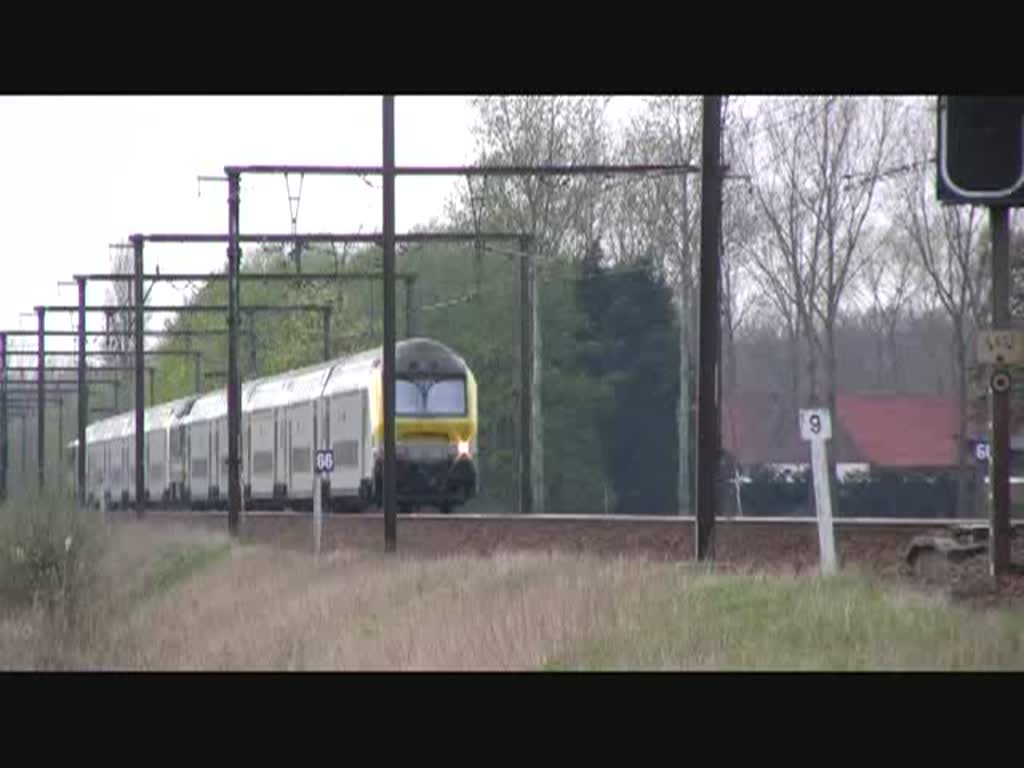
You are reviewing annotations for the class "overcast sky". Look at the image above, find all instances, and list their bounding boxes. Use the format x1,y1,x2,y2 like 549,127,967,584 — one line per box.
0,95,647,357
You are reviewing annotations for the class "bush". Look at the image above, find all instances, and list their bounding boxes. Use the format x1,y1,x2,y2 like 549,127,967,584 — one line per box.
729,465,964,518
0,490,108,633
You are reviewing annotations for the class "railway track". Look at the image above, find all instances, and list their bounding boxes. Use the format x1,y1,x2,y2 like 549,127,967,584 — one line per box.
115,509,1021,577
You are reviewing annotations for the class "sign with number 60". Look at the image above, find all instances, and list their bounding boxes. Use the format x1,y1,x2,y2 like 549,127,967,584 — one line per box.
315,449,335,474
799,408,832,441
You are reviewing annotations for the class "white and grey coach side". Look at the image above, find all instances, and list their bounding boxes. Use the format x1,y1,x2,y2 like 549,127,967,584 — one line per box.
243,359,335,508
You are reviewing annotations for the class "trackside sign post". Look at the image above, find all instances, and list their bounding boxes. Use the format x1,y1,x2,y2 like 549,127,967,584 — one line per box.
313,449,334,557
799,408,837,574
939,96,1024,580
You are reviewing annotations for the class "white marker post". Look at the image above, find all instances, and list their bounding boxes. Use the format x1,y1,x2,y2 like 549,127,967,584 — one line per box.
313,448,334,558
799,408,837,574
313,474,322,558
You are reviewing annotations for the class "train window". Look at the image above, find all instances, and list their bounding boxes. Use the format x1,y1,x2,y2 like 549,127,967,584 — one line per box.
253,451,274,475
291,447,311,475
395,376,467,417
425,379,466,415
333,440,359,467
396,379,423,415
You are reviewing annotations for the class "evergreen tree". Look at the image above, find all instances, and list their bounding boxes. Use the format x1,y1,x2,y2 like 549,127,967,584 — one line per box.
576,241,680,514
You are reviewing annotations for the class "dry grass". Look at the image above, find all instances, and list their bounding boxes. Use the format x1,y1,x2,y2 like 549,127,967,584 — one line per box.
85,544,639,670
2,518,1023,671
0,518,230,670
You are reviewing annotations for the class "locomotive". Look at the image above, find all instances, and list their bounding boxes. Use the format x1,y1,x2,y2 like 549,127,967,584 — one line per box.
69,337,479,514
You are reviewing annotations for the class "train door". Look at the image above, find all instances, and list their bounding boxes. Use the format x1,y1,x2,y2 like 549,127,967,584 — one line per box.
286,413,294,500
361,391,371,482
184,425,192,502
243,413,251,497
287,403,313,500
250,410,275,499
220,417,228,501
330,391,365,496
274,408,287,499
123,440,131,505
212,421,219,498
103,442,110,503
189,422,209,503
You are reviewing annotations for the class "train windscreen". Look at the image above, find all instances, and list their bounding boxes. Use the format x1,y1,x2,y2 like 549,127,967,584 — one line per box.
396,376,467,417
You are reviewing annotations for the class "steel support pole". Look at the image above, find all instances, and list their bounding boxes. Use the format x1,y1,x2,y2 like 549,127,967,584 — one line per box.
227,171,242,536
133,235,146,517
696,95,723,562
76,277,87,506
382,96,398,553
36,307,45,492
990,206,1011,580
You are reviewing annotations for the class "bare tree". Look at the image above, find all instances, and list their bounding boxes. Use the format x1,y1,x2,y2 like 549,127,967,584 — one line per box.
741,96,896,416
893,105,987,517
101,241,154,408
848,227,922,390
102,243,133,364
721,102,763,396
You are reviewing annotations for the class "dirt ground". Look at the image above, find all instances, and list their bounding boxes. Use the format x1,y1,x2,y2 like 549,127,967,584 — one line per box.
896,536,1024,610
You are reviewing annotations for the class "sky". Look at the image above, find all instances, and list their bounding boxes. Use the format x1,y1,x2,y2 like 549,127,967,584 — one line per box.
0,95,647,358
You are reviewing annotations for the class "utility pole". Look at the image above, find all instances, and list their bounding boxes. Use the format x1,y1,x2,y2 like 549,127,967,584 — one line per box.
518,235,533,515
76,276,87,505
696,95,723,562
226,172,242,536
133,235,146,518
382,95,398,552
36,307,45,492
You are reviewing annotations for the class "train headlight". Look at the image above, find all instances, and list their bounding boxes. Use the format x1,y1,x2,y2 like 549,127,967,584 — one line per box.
457,439,471,458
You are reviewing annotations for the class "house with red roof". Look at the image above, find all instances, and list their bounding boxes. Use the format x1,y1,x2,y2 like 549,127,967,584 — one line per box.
720,391,971,517
721,391,962,474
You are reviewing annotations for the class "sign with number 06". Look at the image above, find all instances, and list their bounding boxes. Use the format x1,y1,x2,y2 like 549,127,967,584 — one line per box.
315,449,335,474
799,409,832,441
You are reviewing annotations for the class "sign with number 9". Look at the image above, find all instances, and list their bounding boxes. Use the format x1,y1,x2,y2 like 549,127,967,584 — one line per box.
799,409,832,441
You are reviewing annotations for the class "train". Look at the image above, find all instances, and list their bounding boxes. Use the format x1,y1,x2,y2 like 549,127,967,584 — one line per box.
64,337,479,514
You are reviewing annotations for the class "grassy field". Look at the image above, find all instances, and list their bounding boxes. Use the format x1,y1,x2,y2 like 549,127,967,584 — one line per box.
1,501,1023,670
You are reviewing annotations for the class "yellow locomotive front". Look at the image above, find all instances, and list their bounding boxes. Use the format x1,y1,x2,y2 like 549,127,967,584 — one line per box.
367,338,478,513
